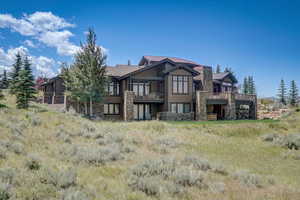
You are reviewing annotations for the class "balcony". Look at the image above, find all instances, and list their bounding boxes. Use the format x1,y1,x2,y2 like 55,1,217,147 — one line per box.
235,93,256,102
134,92,164,103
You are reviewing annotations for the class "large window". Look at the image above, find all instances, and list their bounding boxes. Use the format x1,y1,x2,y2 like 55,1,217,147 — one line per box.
105,81,120,96
171,103,190,113
132,82,150,96
134,104,151,120
104,104,120,115
172,75,189,94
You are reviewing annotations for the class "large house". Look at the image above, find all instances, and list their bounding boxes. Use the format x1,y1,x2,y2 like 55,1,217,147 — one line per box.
41,56,257,121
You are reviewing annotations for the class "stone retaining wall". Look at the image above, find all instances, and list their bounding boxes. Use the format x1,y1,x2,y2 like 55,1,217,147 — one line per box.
158,112,194,121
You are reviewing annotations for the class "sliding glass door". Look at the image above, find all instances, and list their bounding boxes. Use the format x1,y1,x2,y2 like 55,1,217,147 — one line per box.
134,104,151,120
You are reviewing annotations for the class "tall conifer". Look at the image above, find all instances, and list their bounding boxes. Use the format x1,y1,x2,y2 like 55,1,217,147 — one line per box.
9,53,22,94
289,80,298,106
278,79,287,105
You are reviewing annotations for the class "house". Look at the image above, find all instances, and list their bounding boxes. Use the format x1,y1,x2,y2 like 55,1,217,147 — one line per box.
40,56,257,121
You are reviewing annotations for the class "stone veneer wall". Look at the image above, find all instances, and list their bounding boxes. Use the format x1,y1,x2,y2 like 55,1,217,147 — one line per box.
195,91,211,121
158,112,194,121
224,92,236,120
123,91,134,121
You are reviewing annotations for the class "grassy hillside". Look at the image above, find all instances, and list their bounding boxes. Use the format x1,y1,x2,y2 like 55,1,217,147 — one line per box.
0,93,300,200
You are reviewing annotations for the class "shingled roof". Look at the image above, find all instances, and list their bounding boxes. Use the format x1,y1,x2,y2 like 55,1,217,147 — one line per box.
106,65,144,77
139,55,199,66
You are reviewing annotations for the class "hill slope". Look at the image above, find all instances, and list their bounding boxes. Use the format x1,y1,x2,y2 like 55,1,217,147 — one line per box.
0,94,300,200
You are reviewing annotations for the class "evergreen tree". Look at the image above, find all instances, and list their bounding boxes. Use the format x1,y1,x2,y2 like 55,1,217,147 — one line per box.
23,56,36,100
289,80,298,106
62,28,107,117
248,76,256,95
9,53,22,94
0,88,4,101
15,57,36,109
0,70,8,89
278,79,287,105
242,77,249,94
216,64,221,73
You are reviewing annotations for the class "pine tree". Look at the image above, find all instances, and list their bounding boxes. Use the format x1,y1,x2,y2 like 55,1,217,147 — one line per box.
9,53,22,94
15,57,36,109
0,88,4,101
0,70,8,89
242,77,249,94
216,64,221,73
248,76,256,95
289,80,298,106
278,79,287,105
62,28,107,117
23,56,36,100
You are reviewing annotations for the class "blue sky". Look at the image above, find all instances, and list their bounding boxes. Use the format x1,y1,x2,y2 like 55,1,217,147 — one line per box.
0,0,300,97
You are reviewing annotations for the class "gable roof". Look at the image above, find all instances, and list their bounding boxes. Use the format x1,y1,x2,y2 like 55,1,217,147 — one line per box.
120,58,200,80
213,72,238,83
139,55,199,66
106,65,144,77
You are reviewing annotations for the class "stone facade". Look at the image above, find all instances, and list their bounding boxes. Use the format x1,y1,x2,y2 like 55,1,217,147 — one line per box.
158,112,194,121
123,91,135,121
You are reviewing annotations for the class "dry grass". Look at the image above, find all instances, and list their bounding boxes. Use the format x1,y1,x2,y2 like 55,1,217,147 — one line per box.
0,92,300,199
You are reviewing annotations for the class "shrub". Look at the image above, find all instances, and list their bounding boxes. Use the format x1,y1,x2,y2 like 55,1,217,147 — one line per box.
172,167,205,187
40,168,77,189
182,155,211,171
0,168,15,185
261,133,279,142
56,131,71,144
30,116,42,126
128,176,160,196
211,163,228,175
74,145,123,165
0,183,10,200
277,134,300,150
131,157,176,179
208,182,225,193
0,147,6,159
9,142,24,155
62,188,90,200
233,170,263,188
25,154,41,170
98,133,124,145
151,137,180,154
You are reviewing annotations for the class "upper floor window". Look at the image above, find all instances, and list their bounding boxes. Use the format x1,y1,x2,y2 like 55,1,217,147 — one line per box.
132,82,150,96
172,75,189,94
105,81,120,96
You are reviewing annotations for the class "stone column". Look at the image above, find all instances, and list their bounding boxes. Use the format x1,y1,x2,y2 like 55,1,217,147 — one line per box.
196,91,210,121
124,91,135,121
225,92,236,120
249,95,257,120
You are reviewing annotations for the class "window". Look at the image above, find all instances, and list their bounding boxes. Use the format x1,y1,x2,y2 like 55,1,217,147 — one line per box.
134,104,151,120
170,103,191,113
132,82,150,96
105,81,120,96
104,104,120,115
172,75,189,94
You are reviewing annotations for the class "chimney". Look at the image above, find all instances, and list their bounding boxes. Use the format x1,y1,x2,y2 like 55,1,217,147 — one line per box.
198,66,213,92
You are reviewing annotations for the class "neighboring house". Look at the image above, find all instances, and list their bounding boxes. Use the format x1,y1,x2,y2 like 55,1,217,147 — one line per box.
40,56,257,121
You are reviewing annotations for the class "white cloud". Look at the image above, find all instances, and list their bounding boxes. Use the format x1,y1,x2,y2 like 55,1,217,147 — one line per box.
0,12,79,56
0,46,58,77
32,56,57,77
23,40,36,48
39,30,80,56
